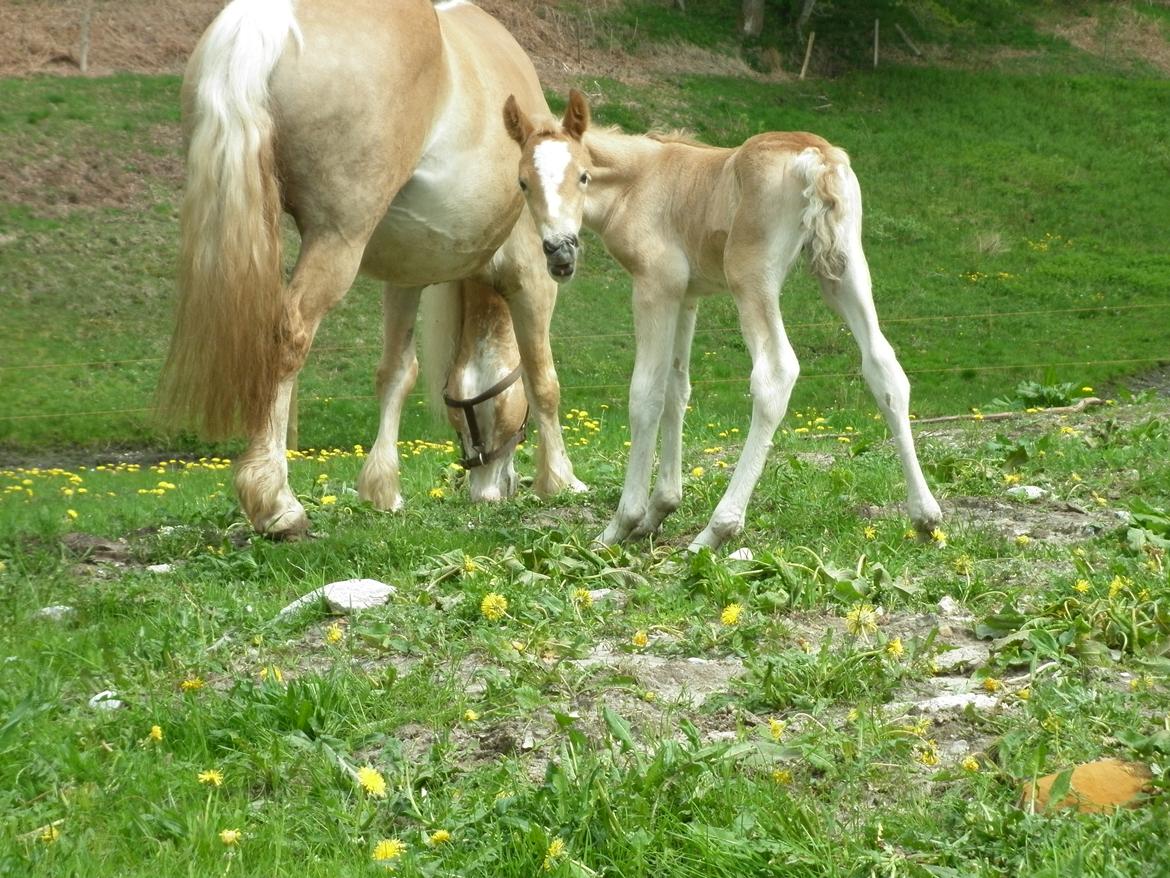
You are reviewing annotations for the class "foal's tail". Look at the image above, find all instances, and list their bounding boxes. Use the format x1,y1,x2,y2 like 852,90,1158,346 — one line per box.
792,145,854,282
157,0,302,438
418,282,465,420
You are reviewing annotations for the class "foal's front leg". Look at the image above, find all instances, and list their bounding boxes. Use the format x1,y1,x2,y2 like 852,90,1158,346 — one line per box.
357,284,423,511
629,299,698,539
599,280,682,545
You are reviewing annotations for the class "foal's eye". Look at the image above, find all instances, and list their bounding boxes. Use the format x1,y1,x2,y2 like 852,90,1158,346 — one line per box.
579,172,590,185
518,179,528,192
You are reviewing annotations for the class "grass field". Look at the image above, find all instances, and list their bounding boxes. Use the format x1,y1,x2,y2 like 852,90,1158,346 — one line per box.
2,3,1170,875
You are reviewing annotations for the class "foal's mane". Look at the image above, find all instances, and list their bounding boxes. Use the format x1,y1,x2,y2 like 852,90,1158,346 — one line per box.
645,129,720,149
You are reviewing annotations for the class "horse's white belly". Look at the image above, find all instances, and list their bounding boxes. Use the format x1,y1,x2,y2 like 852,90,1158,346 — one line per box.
360,159,518,287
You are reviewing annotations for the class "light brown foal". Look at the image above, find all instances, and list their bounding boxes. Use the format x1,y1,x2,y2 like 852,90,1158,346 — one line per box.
505,91,941,551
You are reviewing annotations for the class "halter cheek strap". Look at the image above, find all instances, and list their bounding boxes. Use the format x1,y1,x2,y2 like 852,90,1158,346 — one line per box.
442,364,528,469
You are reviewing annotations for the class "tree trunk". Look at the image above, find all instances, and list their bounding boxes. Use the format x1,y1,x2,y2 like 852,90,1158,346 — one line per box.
741,0,764,38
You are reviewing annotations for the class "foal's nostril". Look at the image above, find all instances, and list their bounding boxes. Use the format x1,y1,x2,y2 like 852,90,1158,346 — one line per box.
566,234,579,249
542,239,558,256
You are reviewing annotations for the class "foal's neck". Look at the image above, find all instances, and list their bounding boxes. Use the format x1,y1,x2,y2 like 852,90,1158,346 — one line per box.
581,128,659,233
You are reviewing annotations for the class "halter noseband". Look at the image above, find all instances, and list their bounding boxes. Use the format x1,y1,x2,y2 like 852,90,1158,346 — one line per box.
442,364,528,469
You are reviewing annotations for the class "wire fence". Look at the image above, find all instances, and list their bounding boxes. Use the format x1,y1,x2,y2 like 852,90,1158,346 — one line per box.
0,302,1165,425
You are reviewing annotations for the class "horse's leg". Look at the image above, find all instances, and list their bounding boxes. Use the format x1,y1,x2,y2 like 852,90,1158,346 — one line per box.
817,244,941,536
630,298,699,539
357,284,424,511
599,279,682,545
234,235,366,536
690,224,804,552
493,257,586,499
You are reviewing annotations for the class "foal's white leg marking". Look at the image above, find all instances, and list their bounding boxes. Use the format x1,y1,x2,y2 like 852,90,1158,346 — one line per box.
358,285,423,512
532,139,572,226
599,280,682,545
818,248,941,533
632,299,698,538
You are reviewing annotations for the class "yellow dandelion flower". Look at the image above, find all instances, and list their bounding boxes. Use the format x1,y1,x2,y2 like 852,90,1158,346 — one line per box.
915,742,940,767
885,637,905,659
930,528,947,546
149,724,164,742
846,707,860,724
66,509,78,520
219,828,242,846
952,554,974,576
429,487,445,500
1015,534,1031,547
691,466,705,478
863,525,877,540
1073,579,1090,594
960,755,980,773
181,675,205,692
373,838,406,863
768,718,786,741
463,709,479,723
771,767,793,785
572,588,593,609
631,629,649,649
982,677,1002,693
480,592,508,621
357,765,387,798
720,602,743,626
1129,674,1153,692
904,717,930,737
462,555,479,574
198,769,224,787
543,837,566,871
316,473,329,484
641,690,657,703
40,825,60,844
325,623,344,645
428,829,451,846
1108,575,1131,599
258,665,283,683
1003,473,1021,486
1016,687,1031,702
320,495,337,506
844,603,878,638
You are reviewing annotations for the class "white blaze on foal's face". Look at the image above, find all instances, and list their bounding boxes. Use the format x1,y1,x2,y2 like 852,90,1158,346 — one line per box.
532,139,572,226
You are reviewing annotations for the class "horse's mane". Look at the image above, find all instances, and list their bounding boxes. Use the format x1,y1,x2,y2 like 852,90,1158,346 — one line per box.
646,129,719,149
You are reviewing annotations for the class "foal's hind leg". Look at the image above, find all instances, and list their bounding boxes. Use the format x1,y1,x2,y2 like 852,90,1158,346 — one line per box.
235,235,366,536
357,284,423,511
817,247,941,535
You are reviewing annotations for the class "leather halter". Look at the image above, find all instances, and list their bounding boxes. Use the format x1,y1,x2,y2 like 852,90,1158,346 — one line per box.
442,364,528,469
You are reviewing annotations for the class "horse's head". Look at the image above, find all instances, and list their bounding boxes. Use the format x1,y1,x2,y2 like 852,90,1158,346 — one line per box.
442,282,527,503
504,89,593,283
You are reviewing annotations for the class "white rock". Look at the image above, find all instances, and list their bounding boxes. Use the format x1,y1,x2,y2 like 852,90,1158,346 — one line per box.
587,588,628,609
146,563,173,574
933,645,991,673
88,690,124,711
727,547,754,562
1007,485,1045,501
937,595,973,622
323,579,396,613
276,579,396,618
911,692,998,716
34,605,75,621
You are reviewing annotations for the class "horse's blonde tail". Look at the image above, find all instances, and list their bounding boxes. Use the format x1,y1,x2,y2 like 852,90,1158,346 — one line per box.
157,0,302,439
418,282,465,420
793,145,852,281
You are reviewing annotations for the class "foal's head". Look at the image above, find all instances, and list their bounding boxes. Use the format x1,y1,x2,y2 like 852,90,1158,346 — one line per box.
504,89,592,283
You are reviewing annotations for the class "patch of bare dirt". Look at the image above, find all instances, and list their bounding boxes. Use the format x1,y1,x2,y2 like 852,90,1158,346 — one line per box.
0,0,781,92
1048,7,1170,74
948,494,1120,544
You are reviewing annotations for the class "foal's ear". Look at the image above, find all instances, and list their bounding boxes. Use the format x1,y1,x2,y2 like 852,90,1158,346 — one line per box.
562,89,591,141
503,94,533,146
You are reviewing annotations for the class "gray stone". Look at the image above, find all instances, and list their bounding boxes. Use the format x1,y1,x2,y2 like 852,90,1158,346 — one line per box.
88,690,124,711
933,644,990,674
34,605,75,622
146,563,173,574
277,578,396,618
727,547,754,562
1007,485,1046,501
910,692,998,716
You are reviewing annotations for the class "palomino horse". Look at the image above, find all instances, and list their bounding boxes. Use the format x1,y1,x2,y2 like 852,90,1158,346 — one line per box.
504,91,942,551
158,0,585,535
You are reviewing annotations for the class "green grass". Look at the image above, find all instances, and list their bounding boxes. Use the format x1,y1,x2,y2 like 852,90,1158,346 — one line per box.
3,7,1170,875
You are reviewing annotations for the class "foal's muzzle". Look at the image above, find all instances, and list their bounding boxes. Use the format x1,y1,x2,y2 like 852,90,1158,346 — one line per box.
542,234,579,281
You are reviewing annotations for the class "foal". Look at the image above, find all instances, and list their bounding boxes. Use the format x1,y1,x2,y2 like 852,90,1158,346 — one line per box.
504,91,941,551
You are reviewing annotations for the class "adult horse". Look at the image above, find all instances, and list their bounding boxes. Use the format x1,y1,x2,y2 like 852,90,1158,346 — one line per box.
504,91,941,551
158,0,584,536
